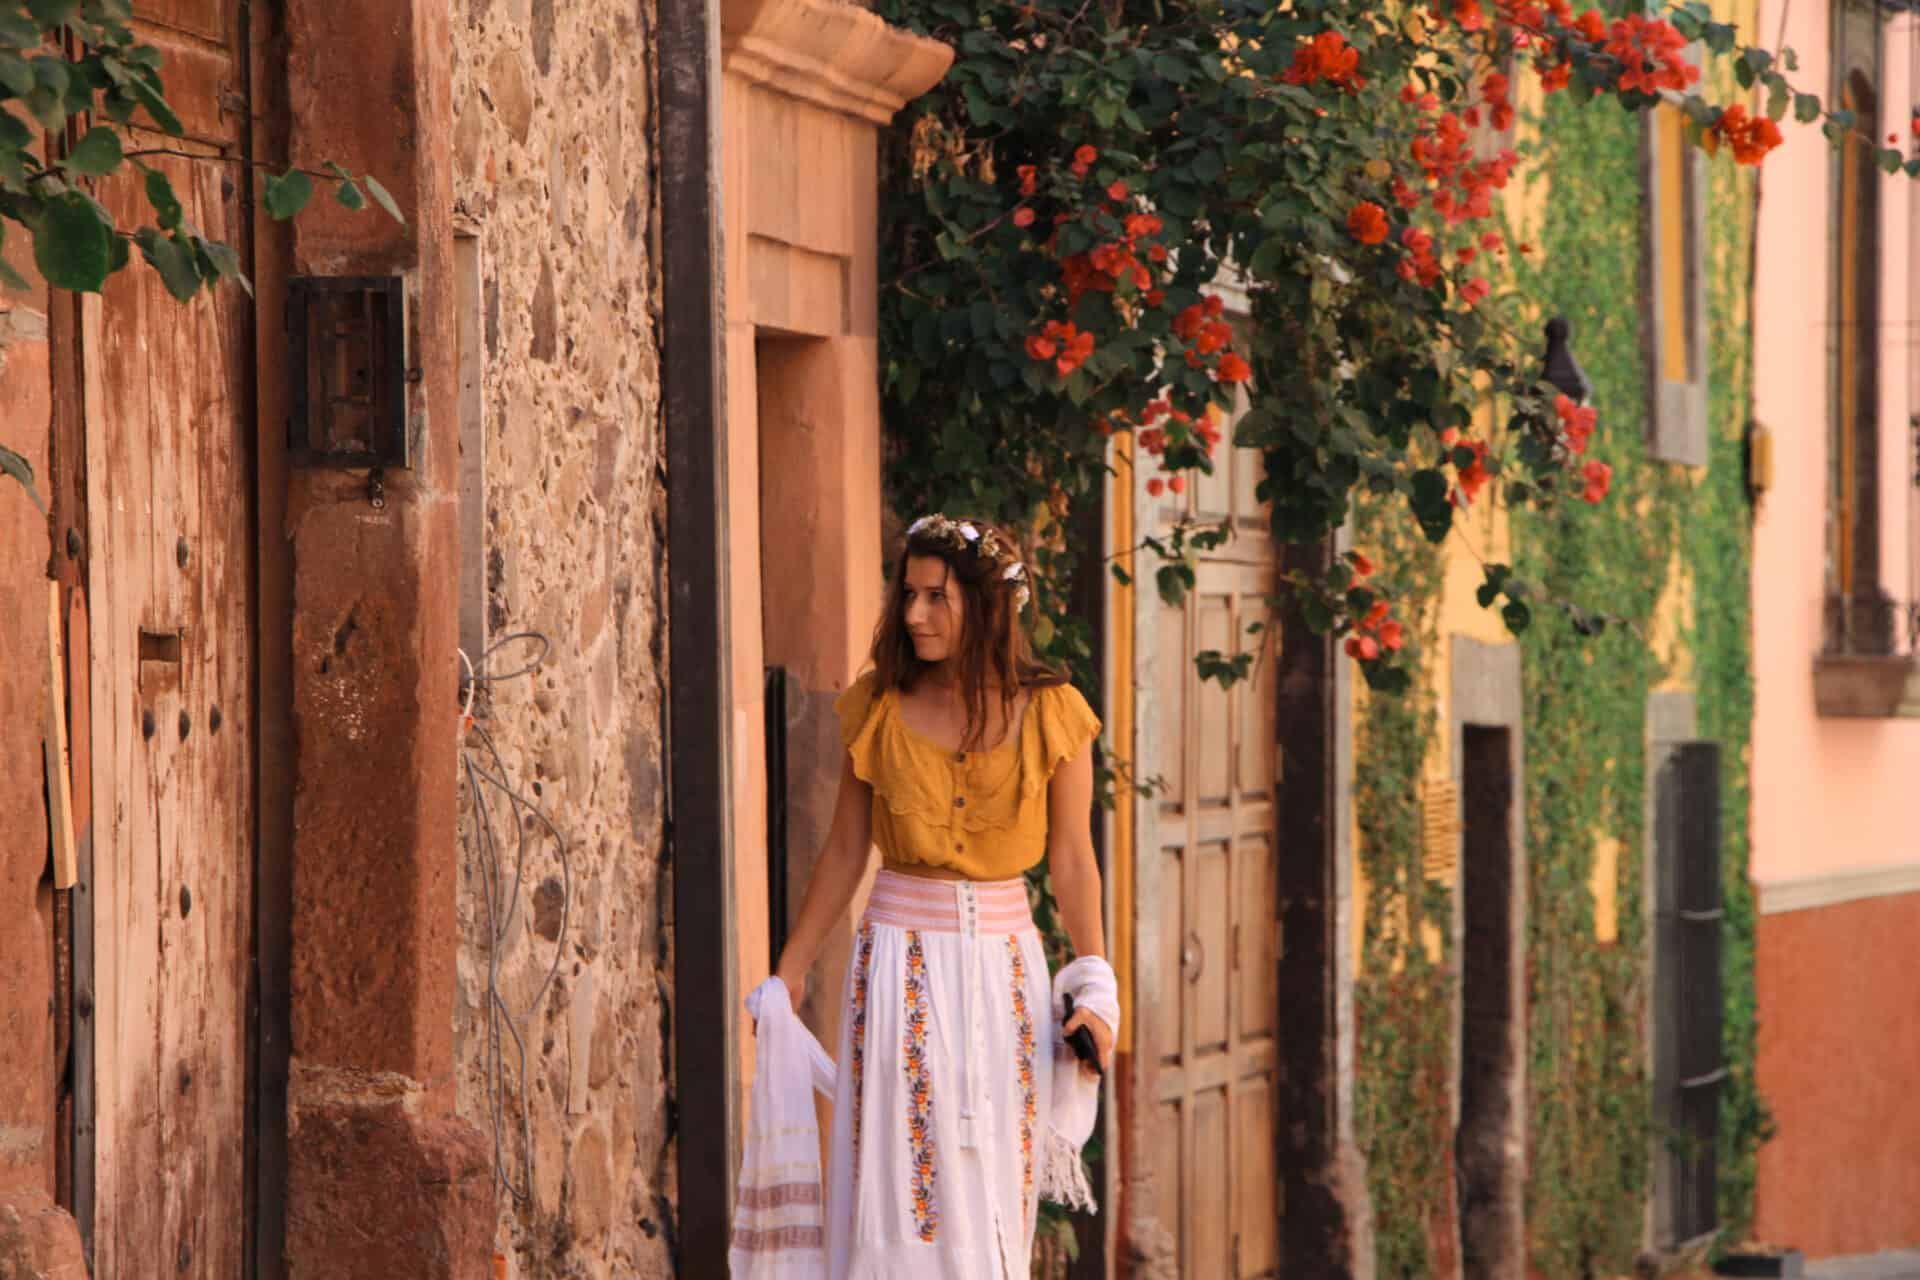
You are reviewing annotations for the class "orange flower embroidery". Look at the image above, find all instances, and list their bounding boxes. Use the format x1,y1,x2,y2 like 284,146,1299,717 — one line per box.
903,931,938,1241
1007,937,1038,1225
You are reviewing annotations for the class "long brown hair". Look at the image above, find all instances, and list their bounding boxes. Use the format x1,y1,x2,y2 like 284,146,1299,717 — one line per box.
868,515,1065,751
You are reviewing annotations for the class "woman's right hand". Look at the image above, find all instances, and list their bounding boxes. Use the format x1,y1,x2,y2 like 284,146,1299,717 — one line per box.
774,963,806,1014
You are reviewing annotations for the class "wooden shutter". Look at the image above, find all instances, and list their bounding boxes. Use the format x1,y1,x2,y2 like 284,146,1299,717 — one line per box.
1653,741,1723,1247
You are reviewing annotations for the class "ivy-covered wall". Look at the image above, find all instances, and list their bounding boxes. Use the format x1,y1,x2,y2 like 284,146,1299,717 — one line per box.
1349,66,1765,1277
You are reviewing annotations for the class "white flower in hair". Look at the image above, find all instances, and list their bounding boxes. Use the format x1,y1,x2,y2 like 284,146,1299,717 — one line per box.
1003,561,1026,581
907,515,936,536
957,522,980,542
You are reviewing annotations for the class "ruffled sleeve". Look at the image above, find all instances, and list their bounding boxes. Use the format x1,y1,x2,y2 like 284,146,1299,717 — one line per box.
834,672,886,783
1027,681,1102,794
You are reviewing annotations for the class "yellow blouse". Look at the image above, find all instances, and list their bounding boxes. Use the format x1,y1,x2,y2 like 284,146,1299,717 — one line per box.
834,672,1102,883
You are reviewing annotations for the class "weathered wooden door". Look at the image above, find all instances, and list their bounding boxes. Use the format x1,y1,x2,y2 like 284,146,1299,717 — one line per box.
1132,385,1283,1278
82,0,255,1273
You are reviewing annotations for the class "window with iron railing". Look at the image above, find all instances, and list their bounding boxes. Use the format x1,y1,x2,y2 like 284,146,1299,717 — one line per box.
1813,0,1920,716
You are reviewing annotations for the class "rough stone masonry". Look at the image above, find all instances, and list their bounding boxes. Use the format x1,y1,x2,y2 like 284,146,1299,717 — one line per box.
451,0,676,1274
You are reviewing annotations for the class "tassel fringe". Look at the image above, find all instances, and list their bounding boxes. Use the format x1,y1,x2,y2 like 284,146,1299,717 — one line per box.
1038,1127,1096,1213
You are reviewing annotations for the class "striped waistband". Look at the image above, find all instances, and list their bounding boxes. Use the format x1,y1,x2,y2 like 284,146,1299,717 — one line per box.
863,868,1034,934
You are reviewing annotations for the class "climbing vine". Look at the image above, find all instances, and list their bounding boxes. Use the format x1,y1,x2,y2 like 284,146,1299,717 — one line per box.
1346,44,1766,1277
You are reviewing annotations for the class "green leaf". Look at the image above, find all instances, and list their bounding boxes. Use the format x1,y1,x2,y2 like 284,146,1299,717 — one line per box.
0,143,24,193
1765,78,1788,122
194,235,250,295
263,168,313,220
24,84,65,131
0,108,28,149
0,51,33,97
123,71,183,136
0,11,41,44
26,0,81,24
133,227,199,301
1501,599,1531,634
144,168,182,229
1794,93,1821,124
1877,147,1904,175
334,178,365,210
0,444,47,513
362,174,403,223
33,192,113,291
63,126,122,176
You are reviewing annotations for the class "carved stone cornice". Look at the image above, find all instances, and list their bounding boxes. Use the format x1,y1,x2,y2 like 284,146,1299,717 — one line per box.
721,0,953,125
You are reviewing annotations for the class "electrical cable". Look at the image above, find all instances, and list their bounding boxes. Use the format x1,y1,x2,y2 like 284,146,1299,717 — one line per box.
456,630,571,1204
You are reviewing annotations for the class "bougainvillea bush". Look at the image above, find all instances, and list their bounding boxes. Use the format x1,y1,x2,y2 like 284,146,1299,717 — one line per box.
873,0,1912,693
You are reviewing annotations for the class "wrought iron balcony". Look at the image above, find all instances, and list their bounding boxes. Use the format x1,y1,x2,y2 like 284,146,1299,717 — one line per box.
1814,592,1920,718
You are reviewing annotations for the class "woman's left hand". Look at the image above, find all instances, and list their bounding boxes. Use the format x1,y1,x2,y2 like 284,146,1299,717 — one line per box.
1063,1006,1115,1076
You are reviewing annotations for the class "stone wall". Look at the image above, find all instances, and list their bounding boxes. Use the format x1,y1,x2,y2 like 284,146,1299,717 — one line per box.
449,0,674,1275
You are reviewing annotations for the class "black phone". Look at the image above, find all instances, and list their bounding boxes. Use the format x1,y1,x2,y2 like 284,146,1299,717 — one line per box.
1061,992,1103,1077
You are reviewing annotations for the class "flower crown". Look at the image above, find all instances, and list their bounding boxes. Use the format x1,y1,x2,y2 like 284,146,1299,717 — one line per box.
906,513,1031,611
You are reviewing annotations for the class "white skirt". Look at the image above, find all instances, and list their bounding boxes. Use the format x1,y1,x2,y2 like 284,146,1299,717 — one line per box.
827,870,1062,1280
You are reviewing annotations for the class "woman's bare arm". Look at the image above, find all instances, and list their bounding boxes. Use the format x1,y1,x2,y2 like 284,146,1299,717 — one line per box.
773,755,874,1007
1047,740,1113,1069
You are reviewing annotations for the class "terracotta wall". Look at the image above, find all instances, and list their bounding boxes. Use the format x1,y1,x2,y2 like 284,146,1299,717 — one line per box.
1753,891,1920,1254
0,214,86,1277
449,0,676,1274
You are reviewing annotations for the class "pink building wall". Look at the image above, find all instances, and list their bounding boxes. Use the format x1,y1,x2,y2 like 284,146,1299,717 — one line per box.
1751,0,1920,1256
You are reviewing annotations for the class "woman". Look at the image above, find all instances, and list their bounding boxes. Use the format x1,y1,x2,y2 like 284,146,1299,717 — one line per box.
772,513,1118,1279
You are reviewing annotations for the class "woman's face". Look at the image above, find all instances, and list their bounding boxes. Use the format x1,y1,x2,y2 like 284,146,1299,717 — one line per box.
902,555,963,665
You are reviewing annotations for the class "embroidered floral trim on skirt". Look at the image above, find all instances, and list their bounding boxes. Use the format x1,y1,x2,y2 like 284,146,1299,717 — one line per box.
827,869,1062,1280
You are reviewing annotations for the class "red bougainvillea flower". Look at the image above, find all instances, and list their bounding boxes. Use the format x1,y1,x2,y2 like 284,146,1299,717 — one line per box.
1460,276,1491,306
1017,164,1037,197
1346,201,1390,245
1379,619,1406,652
1481,231,1504,251
1554,393,1598,454
1711,104,1784,165
1217,352,1252,383
1580,459,1613,504
1172,303,1206,341
1344,633,1381,661
1573,8,1606,42
1284,30,1365,91
1540,60,1572,93
1146,477,1166,497
1605,13,1699,94
1196,320,1233,355
1106,180,1129,201
1457,439,1492,503
1025,320,1094,376
1363,600,1391,628
1349,550,1375,577
1168,475,1187,494
1071,143,1098,177
1012,207,1036,228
